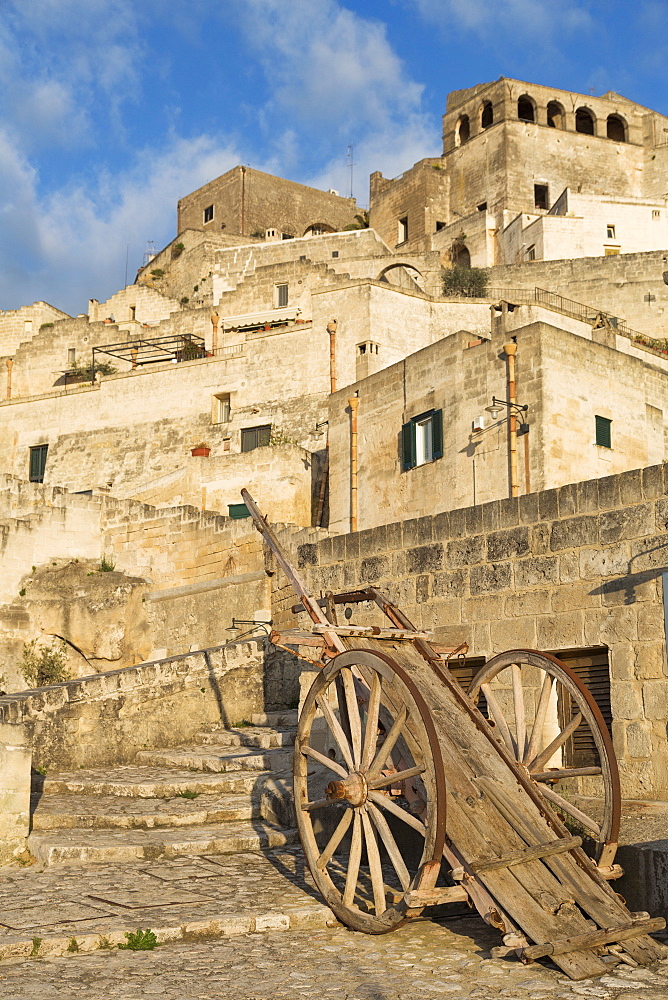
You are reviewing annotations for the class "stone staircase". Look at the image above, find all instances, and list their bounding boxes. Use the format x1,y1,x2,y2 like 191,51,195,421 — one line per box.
28,711,299,866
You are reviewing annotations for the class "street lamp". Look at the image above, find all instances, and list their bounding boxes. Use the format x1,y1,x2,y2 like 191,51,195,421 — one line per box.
485,396,529,433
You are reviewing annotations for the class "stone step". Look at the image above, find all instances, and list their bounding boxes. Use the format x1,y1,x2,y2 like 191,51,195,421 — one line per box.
35,766,273,799
251,710,299,728
28,821,298,866
195,725,296,749
30,792,258,831
133,746,292,773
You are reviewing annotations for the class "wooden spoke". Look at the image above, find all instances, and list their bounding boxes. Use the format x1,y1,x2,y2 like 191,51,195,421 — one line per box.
317,808,353,870
315,693,355,770
532,766,602,782
301,798,344,811
367,705,408,779
524,672,554,765
367,801,410,891
512,663,527,761
538,785,602,837
528,712,583,774
341,667,363,768
300,744,348,778
367,789,427,836
361,671,382,771
361,808,387,915
481,683,517,756
343,810,363,907
366,765,425,790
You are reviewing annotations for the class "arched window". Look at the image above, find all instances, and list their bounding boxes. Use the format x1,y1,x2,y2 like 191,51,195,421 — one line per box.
575,107,595,135
481,101,493,129
547,101,565,129
606,114,627,143
451,243,471,268
456,114,470,145
517,96,535,123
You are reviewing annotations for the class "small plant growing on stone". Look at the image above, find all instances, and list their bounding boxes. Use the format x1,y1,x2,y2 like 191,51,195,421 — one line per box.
31,937,42,956
174,789,199,799
18,588,26,597
39,322,54,330
22,638,69,688
180,296,189,305
98,936,114,950
99,554,115,572
67,938,79,952
236,719,253,727
118,929,158,951
150,268,164,279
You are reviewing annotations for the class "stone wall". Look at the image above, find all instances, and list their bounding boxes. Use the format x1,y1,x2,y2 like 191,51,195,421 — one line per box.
0,302,70,358
177,165,358,239
271,462,668,801
490,249,668,339
326,319,668,532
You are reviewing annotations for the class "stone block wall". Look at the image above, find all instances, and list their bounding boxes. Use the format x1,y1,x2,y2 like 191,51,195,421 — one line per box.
271,463,668,801
0,302,70,358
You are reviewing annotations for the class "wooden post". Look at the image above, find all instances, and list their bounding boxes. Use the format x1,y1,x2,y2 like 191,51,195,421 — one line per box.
327,319,337,393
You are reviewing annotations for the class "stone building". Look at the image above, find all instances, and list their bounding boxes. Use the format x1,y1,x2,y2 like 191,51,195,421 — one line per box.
177,165,358,240
369,78,668,267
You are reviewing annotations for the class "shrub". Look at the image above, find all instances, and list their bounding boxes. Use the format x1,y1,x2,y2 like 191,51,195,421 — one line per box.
100,554,115,572
150,268,164,279
442,265,489,298
21,638,70,688
118,929,158,951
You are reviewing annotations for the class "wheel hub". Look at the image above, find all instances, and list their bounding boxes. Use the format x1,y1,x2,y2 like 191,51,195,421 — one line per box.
326,771,367,807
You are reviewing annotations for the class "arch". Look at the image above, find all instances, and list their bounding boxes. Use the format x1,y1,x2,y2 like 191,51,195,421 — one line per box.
517,95,535,123
303,222,335,236
547,100,565,129
606,114,627,142
575,107,595,135
377,262,426,293
481,101,494,129
451,243,471,268
455,114,470,146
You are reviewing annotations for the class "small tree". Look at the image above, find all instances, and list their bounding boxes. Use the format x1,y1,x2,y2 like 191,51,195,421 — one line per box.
342,210,370,231
442,265,489,298
21,638,70,688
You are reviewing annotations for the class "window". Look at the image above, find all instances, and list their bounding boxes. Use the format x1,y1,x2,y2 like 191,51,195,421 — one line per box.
481,101,493,129
477,202,487,212
29,444,48,483
547,101,564,129
241,424,271,452
275,283,288,308
435,221,446,231
203,204,214,224
129,306,136,321
534,184,549,210
525,245,536,261
604,246,620,256
595,415,612,449
606,114,626,143
67,347,76,366
397,216,408,244
402,410,443,469
456,115,470,145
281,232,294,240
213,392,231,423
331,251,339,258
653,210,661,220
517,96,535,123
606,224,616,239
575,108,595,135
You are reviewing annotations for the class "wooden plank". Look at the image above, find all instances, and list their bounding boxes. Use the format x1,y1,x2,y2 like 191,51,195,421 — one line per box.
312,623,433,640
522,918,665,960
405,886,469,907
450,836,582,878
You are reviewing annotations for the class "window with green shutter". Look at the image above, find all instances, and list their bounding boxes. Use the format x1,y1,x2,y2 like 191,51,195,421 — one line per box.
401,409,443,470
595,415,611,449
29,444,48,483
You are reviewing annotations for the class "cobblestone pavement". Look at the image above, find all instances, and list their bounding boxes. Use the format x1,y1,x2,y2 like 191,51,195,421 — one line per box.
1,916,668,999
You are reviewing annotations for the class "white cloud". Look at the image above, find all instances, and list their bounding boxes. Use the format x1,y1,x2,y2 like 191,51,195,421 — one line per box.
0,134,242,314
411,0,593,39
226,0,438,199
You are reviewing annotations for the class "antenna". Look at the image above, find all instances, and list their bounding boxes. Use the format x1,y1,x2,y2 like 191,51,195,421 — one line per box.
347,143,356,199
142,241,157,267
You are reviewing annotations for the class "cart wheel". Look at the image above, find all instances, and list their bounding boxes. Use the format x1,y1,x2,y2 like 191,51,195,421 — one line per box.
468,649,620,866
294,648,446,933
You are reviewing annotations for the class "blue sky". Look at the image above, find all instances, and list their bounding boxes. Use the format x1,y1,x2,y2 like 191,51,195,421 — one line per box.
2,0,667,315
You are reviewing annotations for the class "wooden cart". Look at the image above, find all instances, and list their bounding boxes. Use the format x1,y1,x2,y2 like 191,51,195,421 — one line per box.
242,490,665,980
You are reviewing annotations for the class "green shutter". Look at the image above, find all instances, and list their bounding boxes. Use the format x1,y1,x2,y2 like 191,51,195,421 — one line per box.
401,421,416,470
29,445,48,483
595,415,611,449
431,409,443,460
